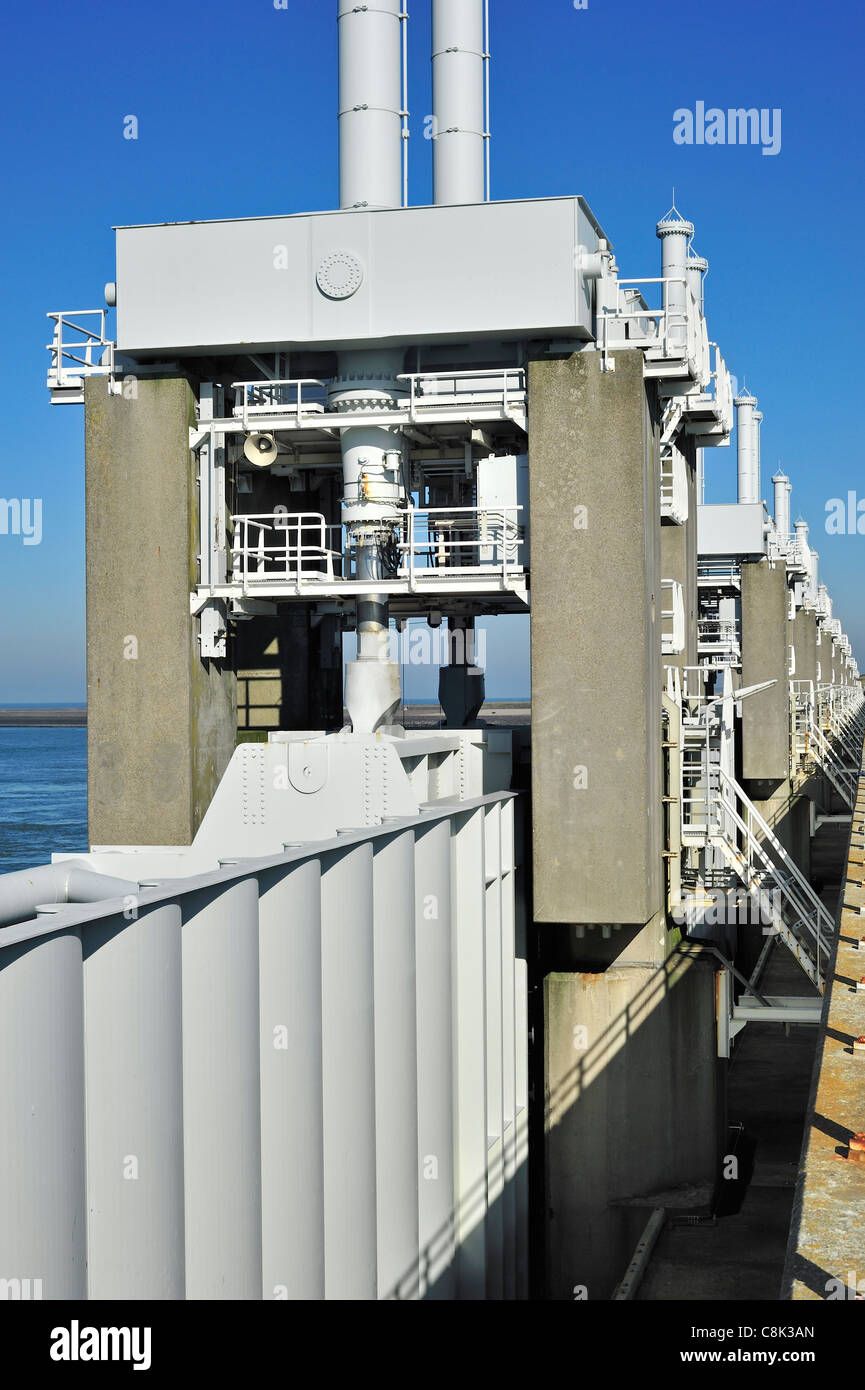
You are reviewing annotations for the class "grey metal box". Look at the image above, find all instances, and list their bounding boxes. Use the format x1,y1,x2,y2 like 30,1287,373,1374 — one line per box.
114,197,607,356
698,503,768,557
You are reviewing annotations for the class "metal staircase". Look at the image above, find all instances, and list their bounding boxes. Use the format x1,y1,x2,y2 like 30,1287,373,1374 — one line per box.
709,768,835,991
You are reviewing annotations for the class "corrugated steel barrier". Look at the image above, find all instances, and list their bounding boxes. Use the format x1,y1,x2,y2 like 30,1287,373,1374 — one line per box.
0,792,527,1300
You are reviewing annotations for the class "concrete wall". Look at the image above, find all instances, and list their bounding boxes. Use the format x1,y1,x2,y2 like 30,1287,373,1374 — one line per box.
741,559,790,783
528,350,663,925
792,610,818,689
544,942,721,1299
84,376,236,846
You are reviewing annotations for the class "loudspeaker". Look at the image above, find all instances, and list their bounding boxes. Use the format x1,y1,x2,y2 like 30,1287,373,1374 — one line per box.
243,433,279,468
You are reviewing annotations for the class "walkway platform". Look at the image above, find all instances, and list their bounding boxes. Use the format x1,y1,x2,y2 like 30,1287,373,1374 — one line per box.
785,749,865,1300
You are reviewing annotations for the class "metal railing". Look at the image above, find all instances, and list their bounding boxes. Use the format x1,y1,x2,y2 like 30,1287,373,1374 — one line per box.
713,768,834,990
600,277,709,384
229,506,525,591
397,368,526,417
792,681,865,808
697,559,742,587
401,505,523,587
697,618,741,663
229,370,526,430
231,513,344,588
232,379,327,428
46,310,114,395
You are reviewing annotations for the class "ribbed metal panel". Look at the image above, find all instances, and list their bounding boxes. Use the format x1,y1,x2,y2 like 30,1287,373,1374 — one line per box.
0,795,526,1301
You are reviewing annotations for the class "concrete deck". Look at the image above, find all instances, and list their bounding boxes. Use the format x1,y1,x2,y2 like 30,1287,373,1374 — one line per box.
785,752,865,1300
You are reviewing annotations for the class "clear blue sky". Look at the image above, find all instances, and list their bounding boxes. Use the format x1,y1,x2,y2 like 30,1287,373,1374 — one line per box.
0,0,862,701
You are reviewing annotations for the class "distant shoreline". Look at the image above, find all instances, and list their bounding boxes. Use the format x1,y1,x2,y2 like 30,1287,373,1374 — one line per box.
0,709,87,727
0,701,529,730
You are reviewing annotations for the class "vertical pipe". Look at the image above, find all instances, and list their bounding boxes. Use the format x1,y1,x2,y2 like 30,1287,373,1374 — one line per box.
432,0,486,204
773,470,791,542
338,0,403,209
401,2,409,207
83,905,185,1299
484,0,491,200
686,254,708,315
734,392,759,504
656,210,695,349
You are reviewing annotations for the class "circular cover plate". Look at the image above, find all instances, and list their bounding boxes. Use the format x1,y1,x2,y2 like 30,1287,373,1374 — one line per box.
316,252,364,300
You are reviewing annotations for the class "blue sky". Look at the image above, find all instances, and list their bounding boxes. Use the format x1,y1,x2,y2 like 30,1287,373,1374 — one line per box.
0,0,862,701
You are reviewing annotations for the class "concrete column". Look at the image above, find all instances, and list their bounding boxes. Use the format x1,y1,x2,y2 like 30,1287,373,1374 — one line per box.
84,376,236,846
544,943,721,1300
740,559,796,847
528,350,663,925
741,559,790,783
792,610,818,690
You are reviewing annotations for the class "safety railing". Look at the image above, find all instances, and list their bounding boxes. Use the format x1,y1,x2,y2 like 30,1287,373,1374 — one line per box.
229,505,526,592
713,768,834,990
232,379,327,429
599,277,709,384
401,505,524,587
46,310,114,398
397,368,526,418
697,617,740,662
231,513,344,588
697,559,742,587
229,370,526,431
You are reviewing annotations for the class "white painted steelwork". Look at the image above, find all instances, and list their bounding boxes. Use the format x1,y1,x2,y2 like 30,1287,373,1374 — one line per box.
338,0,404,210
0,790,527,1301
656,208,695,351
432,0,487,205
660,444,689,524
734,391,759,505
661,578,686,655
773,469,791,544
227,505,526,601
229,369,526,434
46,310,114,403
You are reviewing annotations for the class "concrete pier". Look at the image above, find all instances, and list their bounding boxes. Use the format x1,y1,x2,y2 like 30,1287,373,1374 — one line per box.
84,377,236,846
528,350,662,925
